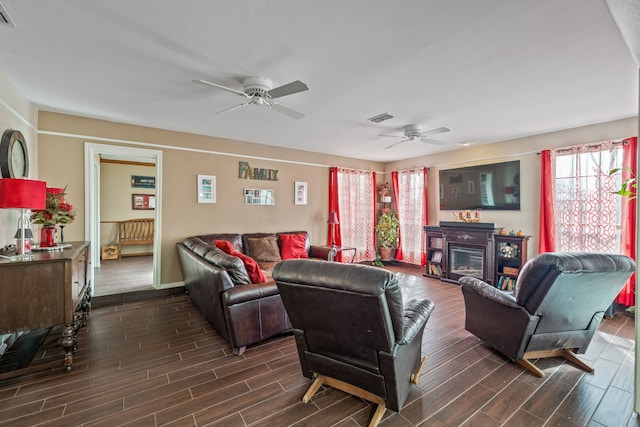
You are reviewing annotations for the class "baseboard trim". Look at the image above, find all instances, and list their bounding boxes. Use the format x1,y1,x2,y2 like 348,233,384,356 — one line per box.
92,286,186,308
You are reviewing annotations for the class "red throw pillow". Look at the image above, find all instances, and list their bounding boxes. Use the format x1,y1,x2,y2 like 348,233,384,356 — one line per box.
279,233,309,260
235,253,267,283
215,240,266,283
214,240,236,254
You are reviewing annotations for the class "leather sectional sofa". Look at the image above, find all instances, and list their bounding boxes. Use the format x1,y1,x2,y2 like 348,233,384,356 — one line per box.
176,231,331,355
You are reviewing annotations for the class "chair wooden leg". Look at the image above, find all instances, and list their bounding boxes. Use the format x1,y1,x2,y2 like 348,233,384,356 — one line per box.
369,403,387,427
302,375,325,403
411,355,427,384
518,349,595,377
560,349,594,373
516,358,545,377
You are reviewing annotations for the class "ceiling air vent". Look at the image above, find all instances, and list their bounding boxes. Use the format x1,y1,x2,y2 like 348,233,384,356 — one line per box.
0,2,16,28
367,112,394,123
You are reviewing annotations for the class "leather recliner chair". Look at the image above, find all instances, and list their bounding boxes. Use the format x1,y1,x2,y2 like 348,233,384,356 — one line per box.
460,252,635,377
273,259,435,427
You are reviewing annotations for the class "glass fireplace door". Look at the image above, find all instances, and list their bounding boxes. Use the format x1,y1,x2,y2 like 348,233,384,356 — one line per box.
448,245,485,281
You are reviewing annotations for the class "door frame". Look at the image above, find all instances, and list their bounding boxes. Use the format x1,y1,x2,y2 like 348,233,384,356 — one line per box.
84,143,163,290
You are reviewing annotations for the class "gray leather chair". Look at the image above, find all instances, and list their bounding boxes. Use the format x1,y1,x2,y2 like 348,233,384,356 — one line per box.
273,259,435,427
460,252,635,377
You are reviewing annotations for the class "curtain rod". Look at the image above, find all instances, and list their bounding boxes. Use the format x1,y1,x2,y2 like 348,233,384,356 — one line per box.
536,138,628,155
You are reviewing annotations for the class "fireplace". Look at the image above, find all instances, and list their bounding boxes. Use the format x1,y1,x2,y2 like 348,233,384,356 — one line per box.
448,245,485,280
439,221,499,284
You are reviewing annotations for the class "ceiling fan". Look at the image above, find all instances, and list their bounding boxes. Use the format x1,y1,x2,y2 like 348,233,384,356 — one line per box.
194,76,309,120
380,124,450,149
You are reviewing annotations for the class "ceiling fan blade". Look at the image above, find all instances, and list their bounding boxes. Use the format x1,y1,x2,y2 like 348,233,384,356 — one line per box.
194,79,249,98
419,137,447,145
384,139,408,149
270,101,305,120
268,80,309,98
217,102,250,115
421,126,450,137
378,133,403,139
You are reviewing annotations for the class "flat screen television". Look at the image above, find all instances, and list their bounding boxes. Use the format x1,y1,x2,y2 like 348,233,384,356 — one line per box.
439,160,520,211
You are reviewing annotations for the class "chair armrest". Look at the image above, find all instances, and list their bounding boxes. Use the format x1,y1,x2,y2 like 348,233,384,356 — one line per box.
309,245,332,260
398,299,435,345
459,276,520,309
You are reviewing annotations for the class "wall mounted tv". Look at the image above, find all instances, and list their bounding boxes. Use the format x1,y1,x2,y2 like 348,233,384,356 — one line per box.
439,160,520,211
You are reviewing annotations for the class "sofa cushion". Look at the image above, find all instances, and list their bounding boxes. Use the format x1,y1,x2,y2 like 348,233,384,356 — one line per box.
279,233,309,260
183,237,213,257
247,236,282,262
198,233,244,254
215,240,267,284
204,247,251,286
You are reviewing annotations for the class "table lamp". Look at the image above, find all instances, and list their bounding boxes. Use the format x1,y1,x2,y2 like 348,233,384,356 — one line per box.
327,211,339,247
0,178,47,260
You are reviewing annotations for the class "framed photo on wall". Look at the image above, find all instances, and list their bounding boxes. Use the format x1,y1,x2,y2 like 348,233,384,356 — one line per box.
132,194,155,210
295,181,307,205
197,175,216,203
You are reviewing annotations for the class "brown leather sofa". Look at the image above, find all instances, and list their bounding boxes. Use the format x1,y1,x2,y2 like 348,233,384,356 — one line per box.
176,231,331,355
460,252,636,377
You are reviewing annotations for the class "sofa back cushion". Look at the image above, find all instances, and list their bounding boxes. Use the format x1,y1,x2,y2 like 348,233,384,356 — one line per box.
183,237,213,257
214,240,267,284
198,233,243,253
204,247,251,286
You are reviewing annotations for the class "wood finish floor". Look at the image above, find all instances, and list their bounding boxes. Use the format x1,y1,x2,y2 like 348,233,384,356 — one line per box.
0,263,637,426
93,256,154,296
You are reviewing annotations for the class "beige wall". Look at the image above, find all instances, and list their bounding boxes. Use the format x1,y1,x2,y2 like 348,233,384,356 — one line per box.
37,111,384,284
0,72,39,246
100,162,155,254
5,94,636,283
386,116,639,257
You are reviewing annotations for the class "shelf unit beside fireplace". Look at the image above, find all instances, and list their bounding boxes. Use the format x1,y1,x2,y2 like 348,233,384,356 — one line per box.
424,226,444,278
494,234,530,290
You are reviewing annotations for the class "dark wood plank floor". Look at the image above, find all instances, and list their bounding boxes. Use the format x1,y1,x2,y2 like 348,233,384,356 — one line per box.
0,264,637,426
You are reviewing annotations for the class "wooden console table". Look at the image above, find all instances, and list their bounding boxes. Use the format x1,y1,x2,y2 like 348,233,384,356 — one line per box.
0,241,91,377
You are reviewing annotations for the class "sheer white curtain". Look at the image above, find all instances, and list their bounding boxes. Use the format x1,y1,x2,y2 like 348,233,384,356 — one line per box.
551,142,622,252
396,168,426,265
337,168,376,262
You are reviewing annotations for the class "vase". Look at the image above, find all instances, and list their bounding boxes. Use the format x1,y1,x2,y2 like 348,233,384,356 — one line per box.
40,225,57,247
379,247,393,261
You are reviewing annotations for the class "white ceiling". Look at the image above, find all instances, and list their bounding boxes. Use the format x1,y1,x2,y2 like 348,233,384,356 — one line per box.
0,0,637,162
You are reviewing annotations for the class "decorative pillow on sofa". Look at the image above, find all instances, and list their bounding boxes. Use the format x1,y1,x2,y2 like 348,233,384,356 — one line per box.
215,240,267,284
204,247,251,286
247,236,282,262
279,233,309,260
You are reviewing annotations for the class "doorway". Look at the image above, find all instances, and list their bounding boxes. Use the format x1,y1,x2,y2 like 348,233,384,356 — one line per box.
84,143,163,295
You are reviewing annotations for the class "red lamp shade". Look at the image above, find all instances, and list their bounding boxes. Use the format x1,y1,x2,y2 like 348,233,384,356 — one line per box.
0,178,47,209
327,211,339,225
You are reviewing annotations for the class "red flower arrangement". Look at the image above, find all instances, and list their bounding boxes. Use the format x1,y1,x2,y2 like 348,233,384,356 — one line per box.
30,187,77,226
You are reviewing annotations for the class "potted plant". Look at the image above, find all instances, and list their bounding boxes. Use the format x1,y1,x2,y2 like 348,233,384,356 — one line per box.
375,211,399,261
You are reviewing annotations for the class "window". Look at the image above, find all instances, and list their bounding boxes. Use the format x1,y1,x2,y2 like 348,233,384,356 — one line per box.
551,141,622,252
337,168,376,262
395,168,427,265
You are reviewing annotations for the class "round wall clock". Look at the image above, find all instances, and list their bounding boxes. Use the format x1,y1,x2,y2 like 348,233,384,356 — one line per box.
0,129,29,178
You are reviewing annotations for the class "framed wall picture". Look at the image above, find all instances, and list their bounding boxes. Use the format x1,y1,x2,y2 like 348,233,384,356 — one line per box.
197,175,216,203
295,181,308,205
132,194,155,210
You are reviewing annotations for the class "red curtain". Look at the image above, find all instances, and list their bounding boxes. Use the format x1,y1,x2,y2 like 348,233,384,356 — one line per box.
616,136,637,306
391,171,402,260
422,167,429,265
538,150,555,253
328,167,342,248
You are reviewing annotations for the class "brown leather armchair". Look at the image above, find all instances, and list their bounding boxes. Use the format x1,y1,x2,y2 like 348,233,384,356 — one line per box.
273,259,435,427
460,252,635,377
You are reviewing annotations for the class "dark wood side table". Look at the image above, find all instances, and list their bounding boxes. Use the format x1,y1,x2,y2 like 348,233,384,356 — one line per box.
0,241,91,377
